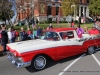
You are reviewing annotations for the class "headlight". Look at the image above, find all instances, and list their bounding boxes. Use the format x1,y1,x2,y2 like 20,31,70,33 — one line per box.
14,51,18,56
18,57,23,62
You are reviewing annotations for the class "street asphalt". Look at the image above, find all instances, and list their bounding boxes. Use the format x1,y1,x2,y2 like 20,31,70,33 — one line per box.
0,50,100,75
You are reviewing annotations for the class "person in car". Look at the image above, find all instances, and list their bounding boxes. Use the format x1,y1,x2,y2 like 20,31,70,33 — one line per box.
76,26,84,38
88,26,99,35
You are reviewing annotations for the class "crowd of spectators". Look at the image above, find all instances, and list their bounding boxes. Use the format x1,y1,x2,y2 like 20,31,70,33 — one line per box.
0,20,100,55
0,23,53,55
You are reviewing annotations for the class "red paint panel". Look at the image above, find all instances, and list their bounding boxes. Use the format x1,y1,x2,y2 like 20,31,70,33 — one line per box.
16,45,85,62
8,38,100,63
18,47,57,62
83,39,96,49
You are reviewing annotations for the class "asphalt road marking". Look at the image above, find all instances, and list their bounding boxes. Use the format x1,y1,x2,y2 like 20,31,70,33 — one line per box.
92,54,100,66
58,53,86,75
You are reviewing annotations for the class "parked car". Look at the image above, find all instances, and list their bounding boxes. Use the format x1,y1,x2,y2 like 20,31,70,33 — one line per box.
6,28,100,70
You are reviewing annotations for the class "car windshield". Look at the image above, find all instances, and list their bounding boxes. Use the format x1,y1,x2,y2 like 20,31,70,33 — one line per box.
40,31,60,41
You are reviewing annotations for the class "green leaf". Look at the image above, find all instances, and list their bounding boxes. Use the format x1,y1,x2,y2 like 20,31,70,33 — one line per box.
89,0,100,16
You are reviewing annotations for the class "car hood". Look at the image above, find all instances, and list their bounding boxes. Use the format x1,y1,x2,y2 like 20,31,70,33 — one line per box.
7,39,56,54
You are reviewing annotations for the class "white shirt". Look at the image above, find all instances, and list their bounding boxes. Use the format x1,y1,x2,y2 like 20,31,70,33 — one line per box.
8,32,12,40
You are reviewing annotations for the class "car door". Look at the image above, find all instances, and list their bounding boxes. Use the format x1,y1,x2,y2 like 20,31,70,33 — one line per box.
57,40,73,59
57,31,85,60
69,38,86,54
65,31,86,54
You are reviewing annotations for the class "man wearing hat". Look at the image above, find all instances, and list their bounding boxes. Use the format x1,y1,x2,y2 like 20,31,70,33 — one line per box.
88,26,99,35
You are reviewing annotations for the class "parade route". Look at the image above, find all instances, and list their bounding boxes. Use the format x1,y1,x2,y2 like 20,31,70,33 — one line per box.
0,51,100,75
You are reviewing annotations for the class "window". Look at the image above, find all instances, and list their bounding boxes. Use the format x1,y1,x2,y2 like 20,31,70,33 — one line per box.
59,32,67,40
56,7,59,15
47,6,52,15
41,32,60,41
60,31,74,40
66,31,74,39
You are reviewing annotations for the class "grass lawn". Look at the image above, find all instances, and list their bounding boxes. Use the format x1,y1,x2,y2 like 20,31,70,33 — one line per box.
6,23,94,31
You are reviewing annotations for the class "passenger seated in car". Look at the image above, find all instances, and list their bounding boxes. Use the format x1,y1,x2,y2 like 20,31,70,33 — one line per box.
76,26,84,38
88,26,99,36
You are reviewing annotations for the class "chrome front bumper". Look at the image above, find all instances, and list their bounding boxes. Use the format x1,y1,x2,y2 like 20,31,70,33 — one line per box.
7,52,31,68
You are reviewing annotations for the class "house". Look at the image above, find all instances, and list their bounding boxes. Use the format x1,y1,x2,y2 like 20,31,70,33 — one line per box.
16,0,89,23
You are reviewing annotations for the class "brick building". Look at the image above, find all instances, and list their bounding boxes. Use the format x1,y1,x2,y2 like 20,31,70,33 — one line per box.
79,0,89,17
16,0,89,23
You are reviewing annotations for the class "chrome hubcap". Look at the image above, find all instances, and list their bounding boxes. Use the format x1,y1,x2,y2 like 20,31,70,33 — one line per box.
34,56,46,70
88,46,94,54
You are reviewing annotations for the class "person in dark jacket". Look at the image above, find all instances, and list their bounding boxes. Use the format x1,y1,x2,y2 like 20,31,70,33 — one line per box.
1,26,8,53
78,16,81,27
48,23,53,29
37,27,42,38
20,27,26,41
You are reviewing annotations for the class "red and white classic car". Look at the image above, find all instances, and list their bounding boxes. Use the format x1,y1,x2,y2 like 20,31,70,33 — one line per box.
6,28,100,70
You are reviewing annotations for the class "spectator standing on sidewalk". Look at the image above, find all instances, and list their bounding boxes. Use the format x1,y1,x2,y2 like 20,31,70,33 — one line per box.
1,25,8,53
11,28,16,42
15,29,19,41
71,20,75,28
27,28,33,39
36,18,39,25
48,23,53,29
37,27,42,38
20,27,26,41
7,28,12,43
78,16,81,27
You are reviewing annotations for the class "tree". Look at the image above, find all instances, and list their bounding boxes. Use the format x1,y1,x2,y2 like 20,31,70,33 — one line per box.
15,0,38,28
89,0,100,16
0,0,14,26
61,0,78,16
